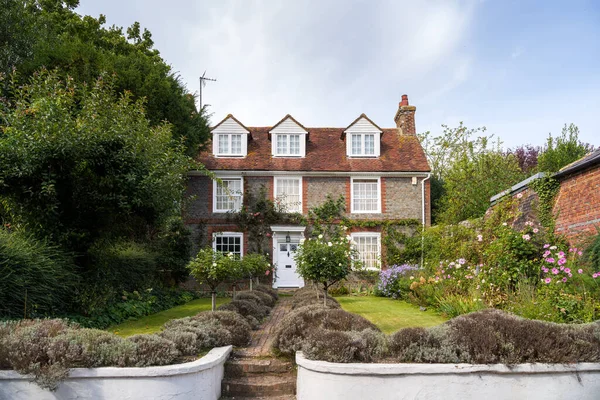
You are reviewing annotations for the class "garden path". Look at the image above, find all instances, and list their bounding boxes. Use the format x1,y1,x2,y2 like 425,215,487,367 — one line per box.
221,295,296,399
237,296,292,357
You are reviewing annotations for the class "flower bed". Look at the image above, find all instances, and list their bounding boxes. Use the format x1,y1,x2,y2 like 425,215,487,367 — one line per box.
0,346,232,400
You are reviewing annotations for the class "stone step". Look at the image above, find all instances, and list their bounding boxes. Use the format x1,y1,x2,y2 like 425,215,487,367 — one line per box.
225,358,294,376
222,374,296,397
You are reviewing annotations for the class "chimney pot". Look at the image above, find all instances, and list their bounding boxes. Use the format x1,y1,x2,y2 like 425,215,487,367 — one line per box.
400,94,409,107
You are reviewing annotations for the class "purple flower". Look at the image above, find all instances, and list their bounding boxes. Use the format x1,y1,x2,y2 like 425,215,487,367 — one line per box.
562,277,568,283
564,268,571,274
544,278,552,284
458,258,466,265
546,258,555,263
558,258,567,265
552,268,559,275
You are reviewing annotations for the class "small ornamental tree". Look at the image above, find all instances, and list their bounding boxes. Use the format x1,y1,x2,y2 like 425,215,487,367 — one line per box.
187,248,240,311
294,235,356,306
240,253,272,291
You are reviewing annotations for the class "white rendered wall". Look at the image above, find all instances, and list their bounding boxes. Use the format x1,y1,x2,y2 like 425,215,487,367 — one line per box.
296,352,600,400
0,346,232,400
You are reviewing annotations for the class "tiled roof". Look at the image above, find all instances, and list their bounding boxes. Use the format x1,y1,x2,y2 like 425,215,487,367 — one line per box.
198,127,430,172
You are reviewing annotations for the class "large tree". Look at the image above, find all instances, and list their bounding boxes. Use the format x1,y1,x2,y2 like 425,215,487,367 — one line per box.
1,0,210,155
0,70,192,257
537,124,593,173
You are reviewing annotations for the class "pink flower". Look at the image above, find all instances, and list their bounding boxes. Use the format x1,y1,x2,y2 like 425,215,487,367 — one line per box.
544,278,552,284
552,268,559,275
477,234,483,242
458,258,466,265
568,273,572,278
543,244,550,249
560,266,564,271
558,258,567,265
546,258,555,263
265,270,270,276
578,251,583,256
266,233,271,237
517,193,523,199
543,250,551,257
558,251,565,258
578,269,583,274
564,268,571,274
542,267,549,273
522,234,531,241
562,277,568,283
447,275,452,279
593,273,598,279
533,228,539,233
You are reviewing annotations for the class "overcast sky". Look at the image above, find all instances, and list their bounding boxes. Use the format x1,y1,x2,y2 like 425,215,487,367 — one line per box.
77,0,599,149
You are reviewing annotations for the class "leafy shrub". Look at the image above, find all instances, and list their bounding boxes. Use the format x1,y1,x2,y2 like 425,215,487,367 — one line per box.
289,288,341,309
127,334,179,367
192,311,251,346
248,289,276,307
154,217,193,284
71,287,198,329
254,284,278,302
303,328,386,363
0,229,77,318
161,317,232,353
388,324,469,363
235,291,270,307
87,240,158,294
272,299,380,357
388,309,600,364
218,299,269,320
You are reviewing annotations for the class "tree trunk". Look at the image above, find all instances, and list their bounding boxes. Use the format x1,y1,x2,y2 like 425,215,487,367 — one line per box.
233,285,236,299
249,278,253,291
211,291,216,312
323,283,328,307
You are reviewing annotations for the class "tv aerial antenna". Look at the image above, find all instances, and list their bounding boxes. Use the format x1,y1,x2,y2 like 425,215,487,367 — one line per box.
199,71,217,111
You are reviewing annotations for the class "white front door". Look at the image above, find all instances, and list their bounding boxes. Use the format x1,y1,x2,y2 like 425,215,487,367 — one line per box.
275,241,304,288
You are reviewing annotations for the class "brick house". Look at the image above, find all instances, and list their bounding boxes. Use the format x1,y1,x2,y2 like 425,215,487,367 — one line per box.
490,148,600,245
185,95,431,288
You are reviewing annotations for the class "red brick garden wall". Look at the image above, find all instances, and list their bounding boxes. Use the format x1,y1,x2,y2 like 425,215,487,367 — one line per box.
553,164,600,244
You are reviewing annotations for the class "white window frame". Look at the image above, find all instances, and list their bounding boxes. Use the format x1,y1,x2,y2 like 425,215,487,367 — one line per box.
347,132,380,158
274,176,303,213
351,232,381,270
213,133,246,157
271,133,305,157
212,232,243,258
213,177,243,213
350,177,381,213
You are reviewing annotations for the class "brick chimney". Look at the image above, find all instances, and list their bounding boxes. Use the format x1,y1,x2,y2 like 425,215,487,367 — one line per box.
394,94,417,136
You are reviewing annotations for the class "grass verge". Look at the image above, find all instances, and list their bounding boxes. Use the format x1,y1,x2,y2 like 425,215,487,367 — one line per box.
335,296,447,334
107,297,230,337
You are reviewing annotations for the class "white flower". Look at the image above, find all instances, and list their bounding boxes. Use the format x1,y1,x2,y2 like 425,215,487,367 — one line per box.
502,222,507,226
318,234,323,239
327,242,333,247
212,263,217,267
410,276,414,280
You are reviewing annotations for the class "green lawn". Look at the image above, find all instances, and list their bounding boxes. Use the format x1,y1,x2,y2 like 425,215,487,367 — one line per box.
336,296,447,334
108,297,230,337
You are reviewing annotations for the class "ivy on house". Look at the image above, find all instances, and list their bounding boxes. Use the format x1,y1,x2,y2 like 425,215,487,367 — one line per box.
529,176,560,232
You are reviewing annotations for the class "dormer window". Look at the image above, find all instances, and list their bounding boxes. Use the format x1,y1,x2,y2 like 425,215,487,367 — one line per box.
351,133,375,156
270,115,308,158
217,134,243,156
211,114,251,157
276,134,301,156
343,114,382,158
